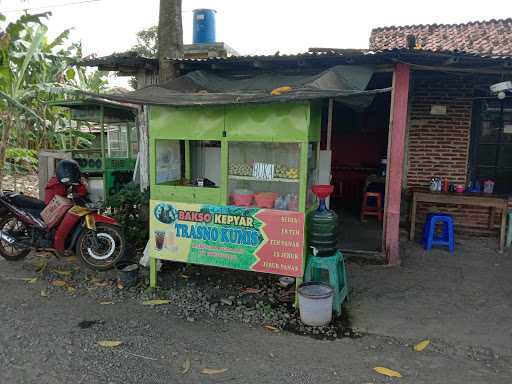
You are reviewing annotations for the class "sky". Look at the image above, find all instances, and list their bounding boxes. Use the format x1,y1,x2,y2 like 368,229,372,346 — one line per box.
2,0,511,86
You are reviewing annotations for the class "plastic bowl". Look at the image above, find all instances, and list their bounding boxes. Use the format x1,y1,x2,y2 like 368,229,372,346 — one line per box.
278,276,295,288
255,192,278,208
231,193,254,206
312,184,334,199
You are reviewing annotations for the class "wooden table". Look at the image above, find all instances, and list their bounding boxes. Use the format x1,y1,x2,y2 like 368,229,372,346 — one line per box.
409,188,509,252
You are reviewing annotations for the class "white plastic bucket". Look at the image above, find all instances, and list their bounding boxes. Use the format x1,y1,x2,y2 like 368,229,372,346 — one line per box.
298,282,333,326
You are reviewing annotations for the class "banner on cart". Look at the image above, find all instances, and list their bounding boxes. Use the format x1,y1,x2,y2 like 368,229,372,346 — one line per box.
149,200,305,277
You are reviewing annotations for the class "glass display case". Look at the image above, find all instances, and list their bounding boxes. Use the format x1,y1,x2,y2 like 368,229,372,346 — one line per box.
228,142,300,210
155,139,221,187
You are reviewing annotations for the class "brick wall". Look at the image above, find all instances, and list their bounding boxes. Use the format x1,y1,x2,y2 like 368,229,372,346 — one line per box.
404,72,508,236
406,72,474,188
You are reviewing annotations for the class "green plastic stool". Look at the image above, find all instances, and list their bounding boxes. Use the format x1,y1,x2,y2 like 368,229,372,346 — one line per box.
507,210,512,248
304,250,348,316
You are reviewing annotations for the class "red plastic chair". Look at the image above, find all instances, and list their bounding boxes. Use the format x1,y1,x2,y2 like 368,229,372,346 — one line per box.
360,192,383,222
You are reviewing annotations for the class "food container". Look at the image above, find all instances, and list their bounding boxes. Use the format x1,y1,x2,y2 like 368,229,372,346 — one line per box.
255,192,278,208
455,184,465,193
287,194,298,211
483,179,495,194
41,195,74,228
274,195,288,210
231,190,254,206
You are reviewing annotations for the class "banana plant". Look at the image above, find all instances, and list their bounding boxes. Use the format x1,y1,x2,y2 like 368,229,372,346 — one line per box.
0,12,109,188
0,12,48,188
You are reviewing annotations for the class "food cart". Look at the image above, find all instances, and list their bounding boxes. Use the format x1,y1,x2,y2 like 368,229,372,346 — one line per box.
48,99,138,202
148,101,321,287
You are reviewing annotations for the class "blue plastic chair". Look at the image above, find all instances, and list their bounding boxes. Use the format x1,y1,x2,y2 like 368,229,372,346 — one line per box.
423,213,455,252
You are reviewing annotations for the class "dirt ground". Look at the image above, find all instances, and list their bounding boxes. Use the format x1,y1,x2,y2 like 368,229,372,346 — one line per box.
349,236,512,355
1,177,511,383
1,238,512,383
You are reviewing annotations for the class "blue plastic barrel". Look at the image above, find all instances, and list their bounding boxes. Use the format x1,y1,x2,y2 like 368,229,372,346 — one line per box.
193,9,216,44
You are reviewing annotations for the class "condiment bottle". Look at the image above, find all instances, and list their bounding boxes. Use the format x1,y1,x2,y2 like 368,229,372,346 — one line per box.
442,178,449,192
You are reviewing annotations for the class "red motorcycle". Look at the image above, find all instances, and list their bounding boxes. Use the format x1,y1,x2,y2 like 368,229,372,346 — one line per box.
0,191,125,270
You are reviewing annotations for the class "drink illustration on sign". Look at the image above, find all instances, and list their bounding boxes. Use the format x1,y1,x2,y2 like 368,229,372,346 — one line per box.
153,204,180,253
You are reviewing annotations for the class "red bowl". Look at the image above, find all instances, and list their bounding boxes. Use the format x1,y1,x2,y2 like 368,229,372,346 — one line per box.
312,184,334,199
231,193,254,206
255,192,278,208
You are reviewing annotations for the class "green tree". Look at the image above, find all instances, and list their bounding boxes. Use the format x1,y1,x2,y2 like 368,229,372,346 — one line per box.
0,12,48,188
131,25,158,58
0,12,109,188
129,25,158,89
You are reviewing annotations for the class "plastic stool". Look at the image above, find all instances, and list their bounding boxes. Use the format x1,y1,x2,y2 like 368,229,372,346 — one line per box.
304,250,348,316
506,210,512,248
423,213,455,252
360,192,383,221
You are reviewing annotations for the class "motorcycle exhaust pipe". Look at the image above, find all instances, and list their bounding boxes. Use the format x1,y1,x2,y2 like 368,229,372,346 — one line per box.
0,230,16,245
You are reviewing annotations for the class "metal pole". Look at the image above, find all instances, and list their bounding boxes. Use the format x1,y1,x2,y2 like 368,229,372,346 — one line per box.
75,120,80,149
127,123,132,159
68,115,72,150
326,98,334,150
100,105,106,201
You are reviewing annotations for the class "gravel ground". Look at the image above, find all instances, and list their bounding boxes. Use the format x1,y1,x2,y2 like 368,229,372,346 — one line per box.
6,252,355,340
1,252,512,383
1,174,39,197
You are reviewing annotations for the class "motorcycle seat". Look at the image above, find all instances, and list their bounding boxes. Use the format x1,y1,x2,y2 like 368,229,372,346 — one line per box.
6,193,46,213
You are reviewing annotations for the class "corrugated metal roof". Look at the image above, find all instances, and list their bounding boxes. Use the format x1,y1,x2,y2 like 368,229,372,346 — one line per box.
81,47,512,73
174,48,512,62
81,52,158,69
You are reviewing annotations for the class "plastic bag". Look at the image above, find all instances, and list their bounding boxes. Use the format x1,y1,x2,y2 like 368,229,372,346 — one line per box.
274,195,288,210
140,241,162,271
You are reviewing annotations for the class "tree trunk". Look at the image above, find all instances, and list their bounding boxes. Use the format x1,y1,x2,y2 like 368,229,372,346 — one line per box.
138,106,150,191
0,115,13,190
158,0,183,83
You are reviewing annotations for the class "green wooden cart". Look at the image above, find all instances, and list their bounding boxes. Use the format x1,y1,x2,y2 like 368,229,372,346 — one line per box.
148,101,321,287
51,99,138,202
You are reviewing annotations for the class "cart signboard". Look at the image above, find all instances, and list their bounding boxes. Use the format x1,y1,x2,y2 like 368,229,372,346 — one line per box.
150,200,305,277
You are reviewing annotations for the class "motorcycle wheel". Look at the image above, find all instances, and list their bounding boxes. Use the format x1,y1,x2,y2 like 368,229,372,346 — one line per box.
76,223,125,271
0,215,31,261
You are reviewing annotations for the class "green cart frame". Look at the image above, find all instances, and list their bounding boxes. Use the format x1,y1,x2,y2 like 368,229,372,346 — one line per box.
148,101,321,287
51,99,138,202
